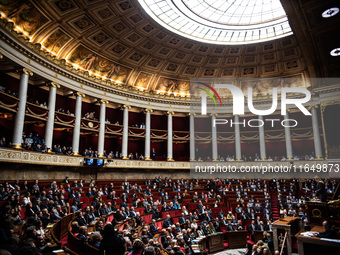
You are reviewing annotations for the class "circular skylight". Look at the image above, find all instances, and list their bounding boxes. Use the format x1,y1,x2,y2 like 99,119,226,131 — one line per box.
138,0,293,45
322,7,339,18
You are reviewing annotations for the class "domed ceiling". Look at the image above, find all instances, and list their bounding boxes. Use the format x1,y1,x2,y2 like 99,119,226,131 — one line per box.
0,0,339,98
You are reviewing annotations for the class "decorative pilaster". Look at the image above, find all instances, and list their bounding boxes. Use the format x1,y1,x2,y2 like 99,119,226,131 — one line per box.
97,100,108,158
311,106,323,159
12,68,33,149
144,109,153,160
122,105,131,159
189,113,196,161
211,114,218,161
72,92,85,156
258,115,267,160
45,82,60,152
167,111,174,161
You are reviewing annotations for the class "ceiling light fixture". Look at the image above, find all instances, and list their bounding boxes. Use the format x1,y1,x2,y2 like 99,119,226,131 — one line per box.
330,48,340,56
322,7,339,18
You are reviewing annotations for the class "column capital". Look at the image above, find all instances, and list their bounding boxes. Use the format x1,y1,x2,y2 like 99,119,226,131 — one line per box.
144,108,153,113
122,104,131,109
98,99,109,104
46,82,60,89
286,108,291,113
308,105,319,110
188,113,196,116
210,113,218,117
16,68,33,76
166,111,174,115
73,91,85,97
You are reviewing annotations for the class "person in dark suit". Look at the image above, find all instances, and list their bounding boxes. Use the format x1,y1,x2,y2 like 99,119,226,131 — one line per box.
99,224,125,255
152,209,160,220
151,148,156,159
266,220,273,232
77,211,87,226
266,233,274,254
77,226,89,244
316,179,327,202
249,220,256,240
218,210,225,220
163,215,172,229
149,219,159,236
204,211,213,222
227,221,235,231
315,220,337,239
236,220,244,231
213,217,220,231
179,213,186,224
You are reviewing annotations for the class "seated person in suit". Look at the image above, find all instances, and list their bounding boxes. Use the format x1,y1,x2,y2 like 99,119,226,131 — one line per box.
149,219,159,236
77,211,87,226
179,213,186,224
89,232,101,248
213,217,220,231
236,220,244,231
202,222,210,235
77,226,89,243
163,215,172,229
315,220,337,239
227,220,235,231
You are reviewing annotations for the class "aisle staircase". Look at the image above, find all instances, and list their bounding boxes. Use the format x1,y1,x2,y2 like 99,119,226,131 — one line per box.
270,188,280,221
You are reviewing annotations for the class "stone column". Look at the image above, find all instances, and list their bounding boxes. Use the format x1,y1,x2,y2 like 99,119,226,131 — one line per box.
284,111,293,160
12,68,33,148
258,115,267,160
211,114,218,161
311,106,323,159
167,111,174,161
72,92,84,155
122,105,131,159
44,82,60,152
97,100,108,158
234,115,242,161
189,113,196,161
144,109,153,160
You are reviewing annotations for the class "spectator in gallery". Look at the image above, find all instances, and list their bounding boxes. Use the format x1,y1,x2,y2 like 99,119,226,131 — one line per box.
151,148,156,159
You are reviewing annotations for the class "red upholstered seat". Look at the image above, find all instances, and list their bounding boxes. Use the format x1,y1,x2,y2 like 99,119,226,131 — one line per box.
20,207,26,219
155,220,164,229
106,215,114,224
142,214,152,224
220,226,227,234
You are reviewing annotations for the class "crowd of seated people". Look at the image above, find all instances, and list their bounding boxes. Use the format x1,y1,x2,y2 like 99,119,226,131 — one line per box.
196,152,317,162
2,177,330,254
0,85,18,97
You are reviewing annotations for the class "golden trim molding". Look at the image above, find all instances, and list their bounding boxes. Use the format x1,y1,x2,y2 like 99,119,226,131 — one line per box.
16,68,33,76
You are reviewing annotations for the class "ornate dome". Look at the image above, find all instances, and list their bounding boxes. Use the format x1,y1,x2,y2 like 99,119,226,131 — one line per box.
0,0,339,103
